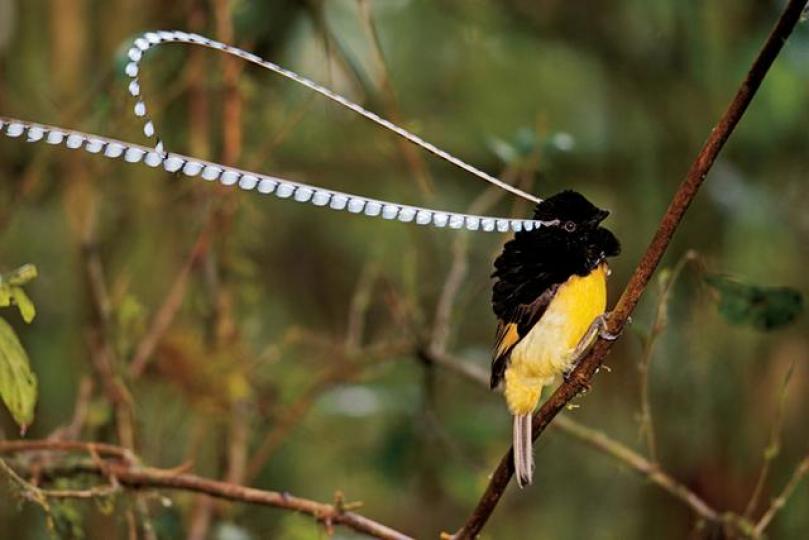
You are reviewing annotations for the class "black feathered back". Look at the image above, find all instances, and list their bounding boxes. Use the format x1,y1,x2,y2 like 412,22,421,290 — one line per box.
491,227,583,320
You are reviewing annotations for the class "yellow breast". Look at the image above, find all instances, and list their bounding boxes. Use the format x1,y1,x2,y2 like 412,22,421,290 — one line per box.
504,264,608,415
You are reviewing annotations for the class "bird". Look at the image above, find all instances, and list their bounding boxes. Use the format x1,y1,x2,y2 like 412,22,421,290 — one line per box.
490,190,621,487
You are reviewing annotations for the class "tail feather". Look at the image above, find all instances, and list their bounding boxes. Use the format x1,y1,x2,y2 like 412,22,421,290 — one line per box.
513,414,534,487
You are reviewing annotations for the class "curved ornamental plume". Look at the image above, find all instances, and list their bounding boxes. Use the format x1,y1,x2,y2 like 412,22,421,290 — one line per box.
0,30,555,233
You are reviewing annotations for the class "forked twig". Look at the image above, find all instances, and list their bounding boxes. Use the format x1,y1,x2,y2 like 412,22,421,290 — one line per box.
0,440,412,540
753,453,809,537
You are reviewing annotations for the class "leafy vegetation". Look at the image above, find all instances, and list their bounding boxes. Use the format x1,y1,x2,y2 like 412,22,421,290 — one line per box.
0,265,38,431
705,274,804,331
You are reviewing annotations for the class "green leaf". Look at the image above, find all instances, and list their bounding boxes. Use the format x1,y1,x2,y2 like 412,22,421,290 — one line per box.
10,287,35,323
0,265,38,323
704,274,804,331
5,264,38,286
0,317,38,431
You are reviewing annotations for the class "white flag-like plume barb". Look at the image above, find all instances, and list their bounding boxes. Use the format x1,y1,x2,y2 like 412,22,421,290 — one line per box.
1,30,556,233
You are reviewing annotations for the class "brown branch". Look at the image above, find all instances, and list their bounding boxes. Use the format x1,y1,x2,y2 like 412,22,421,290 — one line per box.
128,226,210,379
0,441,413,540
552,416,720,522
451,2,809,536
356,0,435,196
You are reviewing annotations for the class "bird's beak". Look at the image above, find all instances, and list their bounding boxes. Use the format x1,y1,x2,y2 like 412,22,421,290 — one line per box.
592,209,610,224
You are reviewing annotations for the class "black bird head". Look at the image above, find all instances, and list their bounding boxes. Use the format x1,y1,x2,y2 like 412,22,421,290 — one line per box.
581,226,621,270
533,190,610,232
491,189,621,319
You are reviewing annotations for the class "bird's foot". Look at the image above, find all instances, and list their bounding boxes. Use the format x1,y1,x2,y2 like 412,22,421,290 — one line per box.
564,312,622,379
597,312,622,341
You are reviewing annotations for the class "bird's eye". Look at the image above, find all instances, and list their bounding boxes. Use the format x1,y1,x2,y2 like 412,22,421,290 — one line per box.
563,221,576,232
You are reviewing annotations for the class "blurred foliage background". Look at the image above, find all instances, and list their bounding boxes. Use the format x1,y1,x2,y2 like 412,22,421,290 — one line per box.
1,0,809,538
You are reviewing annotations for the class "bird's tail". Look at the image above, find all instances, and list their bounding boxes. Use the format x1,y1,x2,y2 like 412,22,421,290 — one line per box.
513,414,534,487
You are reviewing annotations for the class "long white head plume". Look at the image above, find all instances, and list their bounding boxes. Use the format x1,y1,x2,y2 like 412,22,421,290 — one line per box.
1,30,555,233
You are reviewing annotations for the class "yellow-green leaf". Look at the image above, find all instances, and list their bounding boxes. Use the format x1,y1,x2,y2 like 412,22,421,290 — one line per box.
704,274,804,331
10,287,36,323
0,317,38,430
6,264,38,286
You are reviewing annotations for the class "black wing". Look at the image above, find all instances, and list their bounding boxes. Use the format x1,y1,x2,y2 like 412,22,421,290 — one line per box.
490,230,575,389
490,286,559,389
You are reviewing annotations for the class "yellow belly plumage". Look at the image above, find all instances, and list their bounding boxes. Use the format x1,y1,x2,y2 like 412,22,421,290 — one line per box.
504,265,607,415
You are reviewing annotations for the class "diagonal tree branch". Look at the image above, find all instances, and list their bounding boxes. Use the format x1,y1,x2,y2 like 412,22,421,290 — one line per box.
451,1,809,537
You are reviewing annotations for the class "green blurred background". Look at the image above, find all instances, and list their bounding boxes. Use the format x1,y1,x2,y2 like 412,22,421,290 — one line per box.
1,0,808,538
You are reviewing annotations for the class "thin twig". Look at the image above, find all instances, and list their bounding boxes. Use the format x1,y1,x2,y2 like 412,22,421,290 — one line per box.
743,358,797,518
128,225,211,379
420,350,489,388
346,261,381,353
216,0,243,168
637,250,696,462
244,93,319,171
187,0,211,160
87,326,136,448
356,0,434,196
553,416,720,522
82,229,138,451
753,453,809,537
47,376,94,441
17,480,120,500
0,456,53,518
430,166,523,354
83,230,150,535
451,3,808,535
